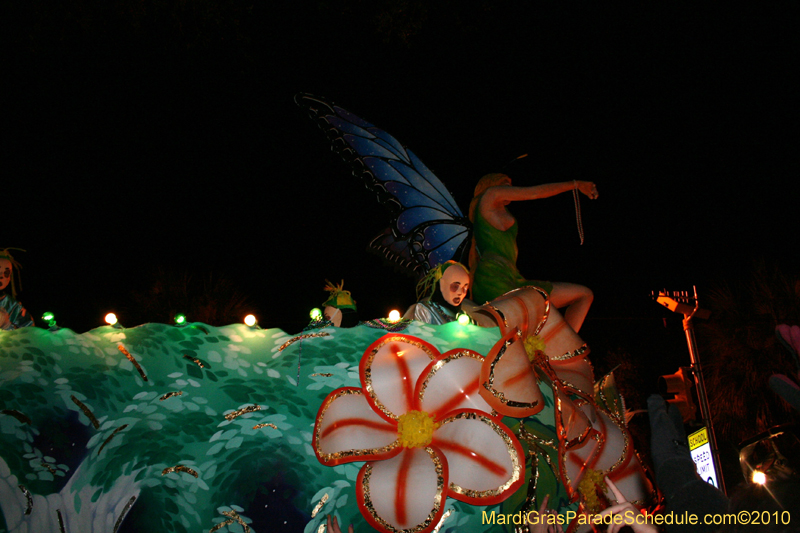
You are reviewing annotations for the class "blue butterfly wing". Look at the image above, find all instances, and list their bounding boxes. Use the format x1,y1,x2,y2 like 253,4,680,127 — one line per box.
296,93,470,275
406,150,462,215
345,135,404,162
421,222,471,268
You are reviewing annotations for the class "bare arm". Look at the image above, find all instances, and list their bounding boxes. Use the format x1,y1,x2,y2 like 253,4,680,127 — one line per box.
484,181,597,206
480,181,597,230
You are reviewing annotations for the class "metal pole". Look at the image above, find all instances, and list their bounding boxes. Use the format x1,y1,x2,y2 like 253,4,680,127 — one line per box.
682,288,726,494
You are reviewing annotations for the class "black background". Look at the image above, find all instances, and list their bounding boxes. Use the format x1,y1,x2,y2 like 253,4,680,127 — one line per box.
6,3,798,380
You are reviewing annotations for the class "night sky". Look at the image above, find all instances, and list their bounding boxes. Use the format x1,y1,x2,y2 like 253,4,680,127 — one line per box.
7,3,799,377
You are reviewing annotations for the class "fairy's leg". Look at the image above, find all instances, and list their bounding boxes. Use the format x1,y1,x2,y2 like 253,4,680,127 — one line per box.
550,282,593,333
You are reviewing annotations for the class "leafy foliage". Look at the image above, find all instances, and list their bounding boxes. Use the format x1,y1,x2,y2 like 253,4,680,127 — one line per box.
0,321,510,532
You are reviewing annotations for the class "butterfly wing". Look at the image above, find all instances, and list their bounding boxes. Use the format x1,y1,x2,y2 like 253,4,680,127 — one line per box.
296,93,470,276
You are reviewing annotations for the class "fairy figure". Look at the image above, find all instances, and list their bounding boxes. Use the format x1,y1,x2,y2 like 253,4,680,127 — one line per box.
296,94,596,332
0,248,34,330
321,279,359,328
469,173,597,332
404,261,473,325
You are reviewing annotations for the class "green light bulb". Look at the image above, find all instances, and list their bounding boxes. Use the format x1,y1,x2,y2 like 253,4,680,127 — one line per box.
175,314,187,325
310,308,322,320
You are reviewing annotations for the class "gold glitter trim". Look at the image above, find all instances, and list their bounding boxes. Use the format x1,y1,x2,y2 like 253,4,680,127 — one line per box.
485,304,508,329
564,424,592,449
440,412,522,498
98,424,128,455
602,411,630,474
361,448,445,533
517,425,542,517
482,333,541,409
484,336,508,388
562,398,593,449
593,430,606,466
183,355,205,368
501,285,551,336
222,510,251,533
314,389,400,463
118,345,148,381
209,518,234,532
1,409,31,425
224,405,261,421
159,391,184,401
523,285,550,336
40,462,56,475
557,377,590,400
278,332,330,351
598,378,609,412
519,424,558,452
362,336,438,420
519,423,561,515
483,338,511,401
18,484,32,515
310,493,329,518
533,362,585,497
162,465,199,478
549,344,588,361
311,372,334,377
253,423,277,430
431,509,453,533
535,442,557,472
113,496,136,533
70,395,100,429
209,509,251,533
595,373,626,423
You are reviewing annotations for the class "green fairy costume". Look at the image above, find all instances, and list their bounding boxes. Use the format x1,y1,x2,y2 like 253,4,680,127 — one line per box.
471,194,552,305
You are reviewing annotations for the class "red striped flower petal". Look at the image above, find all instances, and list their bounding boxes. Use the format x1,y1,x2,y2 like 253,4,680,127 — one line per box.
314,387,400,466
479,328,545,418
432,410,525,505
357,447,448,533
416,349,496,420
360,335,441,421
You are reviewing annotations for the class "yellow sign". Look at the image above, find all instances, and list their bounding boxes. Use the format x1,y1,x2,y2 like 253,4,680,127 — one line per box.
688,427,709,450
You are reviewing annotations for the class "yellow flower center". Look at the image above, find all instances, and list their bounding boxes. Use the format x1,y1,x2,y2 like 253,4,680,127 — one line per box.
578,468,608,513
396,410,439,448
524,335,546,363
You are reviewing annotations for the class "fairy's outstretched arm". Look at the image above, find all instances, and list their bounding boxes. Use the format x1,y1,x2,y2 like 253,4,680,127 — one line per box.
482,180,597,211
475,180,598,332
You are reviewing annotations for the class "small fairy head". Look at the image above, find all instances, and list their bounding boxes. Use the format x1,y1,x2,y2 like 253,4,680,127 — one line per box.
322,280,358,328
416,261,470,307
0,248,25,298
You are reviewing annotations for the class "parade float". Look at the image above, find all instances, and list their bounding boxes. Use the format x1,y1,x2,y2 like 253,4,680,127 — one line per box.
0,96,656,532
